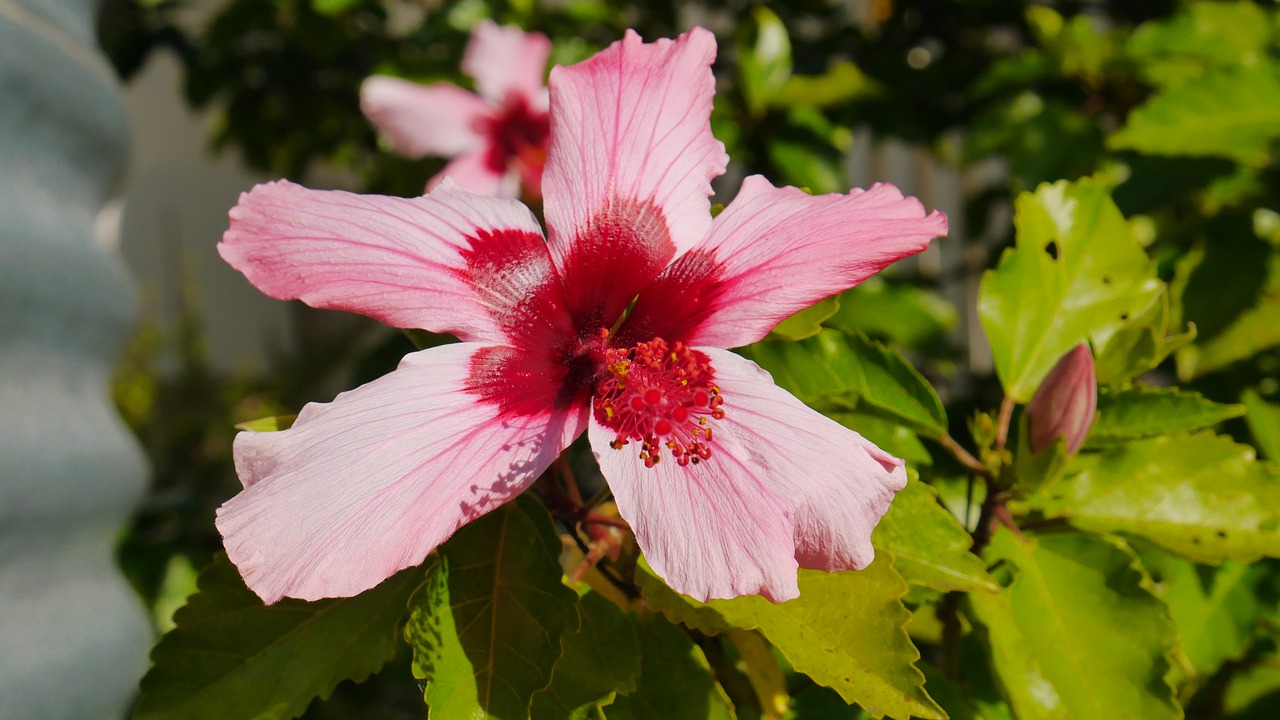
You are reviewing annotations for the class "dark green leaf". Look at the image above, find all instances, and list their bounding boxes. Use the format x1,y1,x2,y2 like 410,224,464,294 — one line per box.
531,587,641,720
1088,385,1245,444
872,474,998,592
1177,242,1280,378
607,614,736,720
825,277,958,351
1022,432,1280,563
968,530,1180,720
978,179,1162,400
406,495,579,719
134,554,421,720
637,557,944,720
744,330,946,438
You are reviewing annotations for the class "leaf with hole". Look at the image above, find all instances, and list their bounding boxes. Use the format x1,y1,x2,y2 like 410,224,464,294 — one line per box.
978,178,1162,400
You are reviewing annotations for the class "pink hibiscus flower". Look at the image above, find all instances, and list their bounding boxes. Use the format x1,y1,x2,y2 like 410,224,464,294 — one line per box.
219,27,948,605
361,20,551,197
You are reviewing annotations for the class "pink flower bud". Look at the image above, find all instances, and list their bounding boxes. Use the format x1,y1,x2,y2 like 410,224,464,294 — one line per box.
1026,343,1097,455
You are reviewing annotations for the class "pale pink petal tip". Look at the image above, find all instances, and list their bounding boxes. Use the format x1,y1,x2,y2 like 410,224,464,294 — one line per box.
542,25,729,259
463,20,552,103
360,75,488,157
217,343,587,604
593,349,905,603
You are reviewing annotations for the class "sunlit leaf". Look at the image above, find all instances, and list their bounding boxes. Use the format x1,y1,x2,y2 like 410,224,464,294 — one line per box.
737,6,792,116
638,557,944,720
1242,389,1280,462
1022,432,1280,563
1127,1,1272,86
607,614,736,720
978,178,1162,400
872,474,999,592
234,414,297,432
1088,385,1244,444
1110,62,1280,165
134,555,421,720
770,296,840,341
406,495,579,719
775,61,881,108
727,629,789,720
968,530,1180,720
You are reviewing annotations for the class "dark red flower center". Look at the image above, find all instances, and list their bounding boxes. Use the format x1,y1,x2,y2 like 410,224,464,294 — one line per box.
481,92,550,176
591,330,725,468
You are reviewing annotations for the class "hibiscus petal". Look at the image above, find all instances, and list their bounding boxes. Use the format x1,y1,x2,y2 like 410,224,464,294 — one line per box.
462,20,552,105
621,176,948,349
360,77,488,157
429,150,519,198
542,28,729,333
219,179,575,348
591,349,905,602
219,342,588,603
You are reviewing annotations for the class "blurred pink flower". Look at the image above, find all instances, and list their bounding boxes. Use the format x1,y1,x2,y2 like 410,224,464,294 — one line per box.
1027,343,1097,455
361,21,550,198
218,28,948,605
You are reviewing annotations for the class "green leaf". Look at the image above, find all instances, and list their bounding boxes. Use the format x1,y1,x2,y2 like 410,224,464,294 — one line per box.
978,178,1162,401
1242,389,1280,462
531,587,641,720
406,495,579,720
637,557,944,720
744,330,946,438
234,414,297,432
775,61,881,108
1088,385,1245,444
1126,1,1271,85
1142,549,1266,679
828,412,932,467
872,475,999,592
1021,432,1280,564
1109,62,1280,165
1092,288,1194,385
607,614,736,720
737,6,792,116
968,530,1180,720
770,296,841,341
310,0,359,16
134,554,421,720
1178,250,1280,378
825,277,959,351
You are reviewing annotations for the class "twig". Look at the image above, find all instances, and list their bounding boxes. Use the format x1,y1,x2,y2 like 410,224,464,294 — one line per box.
938,434,990,479
995,396,1015,451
